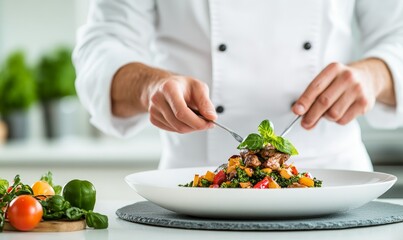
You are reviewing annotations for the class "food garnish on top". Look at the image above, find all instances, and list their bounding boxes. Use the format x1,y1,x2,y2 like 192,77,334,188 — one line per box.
180,119,322,189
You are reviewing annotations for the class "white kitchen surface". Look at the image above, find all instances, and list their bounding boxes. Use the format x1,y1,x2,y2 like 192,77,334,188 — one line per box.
1,196,403,240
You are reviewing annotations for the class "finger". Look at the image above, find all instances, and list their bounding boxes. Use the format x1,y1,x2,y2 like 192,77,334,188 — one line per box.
301,71,350,129
149,107,177,131
162,81,211,130
336,99,367,125
325,87,358,122
190,82,217,121
149,89,195,133
158,99,196,133
293,63,344,116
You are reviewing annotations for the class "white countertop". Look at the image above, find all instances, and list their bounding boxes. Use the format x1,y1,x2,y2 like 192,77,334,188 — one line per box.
2,196,403,240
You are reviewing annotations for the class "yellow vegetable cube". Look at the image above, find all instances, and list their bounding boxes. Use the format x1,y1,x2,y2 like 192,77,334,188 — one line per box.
244,168,254,177
261,168,272,174
299,176,314,187
204,171,215,182
239,182,252,188
192,174,200,187
268,178,281,189
279,169,293,179
228,155,241,167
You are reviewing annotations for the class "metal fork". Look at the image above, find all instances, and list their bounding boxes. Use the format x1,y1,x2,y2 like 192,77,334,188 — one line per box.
279,115,302,137
190,109,244,143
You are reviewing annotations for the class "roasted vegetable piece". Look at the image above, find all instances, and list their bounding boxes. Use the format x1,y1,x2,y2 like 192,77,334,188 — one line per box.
253,177,270,189
213,170,226,185
192,175,200,187
63,179,96,211
279,169,293,180
299,176,315,187
268,177,281,189
204,171,215,182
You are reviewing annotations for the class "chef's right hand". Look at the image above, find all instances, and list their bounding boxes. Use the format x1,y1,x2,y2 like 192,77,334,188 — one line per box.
146,75,217,133
111,62,217,133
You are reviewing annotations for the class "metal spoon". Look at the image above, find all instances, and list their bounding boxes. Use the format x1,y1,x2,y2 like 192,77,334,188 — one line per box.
190,108,244,143
279,115,302,137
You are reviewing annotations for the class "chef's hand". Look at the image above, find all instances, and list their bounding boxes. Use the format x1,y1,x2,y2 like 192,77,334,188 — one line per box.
111,62,217,133
292,58,396,129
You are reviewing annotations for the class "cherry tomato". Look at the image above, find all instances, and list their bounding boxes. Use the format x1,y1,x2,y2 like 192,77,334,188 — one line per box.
31,180,55,196
7,195,43,231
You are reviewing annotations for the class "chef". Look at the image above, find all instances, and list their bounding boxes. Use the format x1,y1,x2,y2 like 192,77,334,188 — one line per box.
73,0,403,171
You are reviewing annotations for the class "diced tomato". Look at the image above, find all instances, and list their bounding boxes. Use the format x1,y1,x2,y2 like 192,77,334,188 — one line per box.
7,186,13,193
209,184,219,188
304,172,313,178
253,177,269,189
213,170,226,185
291,166,298,175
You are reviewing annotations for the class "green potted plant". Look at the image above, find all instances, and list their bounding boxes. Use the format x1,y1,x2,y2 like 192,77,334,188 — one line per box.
36,46,81,139
0,51,37,140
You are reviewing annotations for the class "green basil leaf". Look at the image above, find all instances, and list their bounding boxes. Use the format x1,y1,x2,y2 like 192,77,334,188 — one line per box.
66,207,85,221
0,179,9,196
40,171,62,195
237,133,264,150
86,211,109,229
258,119,274,140
269,136,299,155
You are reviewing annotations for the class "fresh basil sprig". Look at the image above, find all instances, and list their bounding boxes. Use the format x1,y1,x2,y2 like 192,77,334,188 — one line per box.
237,119,298,155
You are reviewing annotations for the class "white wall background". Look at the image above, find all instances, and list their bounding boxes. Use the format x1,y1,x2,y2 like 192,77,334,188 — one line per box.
0,0,88,63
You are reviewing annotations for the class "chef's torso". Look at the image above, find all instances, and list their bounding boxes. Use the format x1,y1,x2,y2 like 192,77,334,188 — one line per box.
150,0,372,171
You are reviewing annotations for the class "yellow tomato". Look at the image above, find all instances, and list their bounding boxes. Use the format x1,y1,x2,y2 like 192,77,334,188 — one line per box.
31,180,55,196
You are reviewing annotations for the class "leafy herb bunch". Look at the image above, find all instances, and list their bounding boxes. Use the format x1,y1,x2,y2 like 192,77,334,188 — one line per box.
237,119,298,155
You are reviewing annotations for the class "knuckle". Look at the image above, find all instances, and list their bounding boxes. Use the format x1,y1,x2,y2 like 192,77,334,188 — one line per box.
317,95,331,107
150,94,161,105
342,70,356,84
327,108,341,120
173,109,186,120
298,96,311,106
353,83,364,95
329,62,343,71
160,79,177,93
357,98,369,113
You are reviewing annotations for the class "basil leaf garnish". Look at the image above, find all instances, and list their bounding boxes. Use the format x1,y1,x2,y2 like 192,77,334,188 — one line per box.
237,119,299,155
268,136,299,155
237,133,264,150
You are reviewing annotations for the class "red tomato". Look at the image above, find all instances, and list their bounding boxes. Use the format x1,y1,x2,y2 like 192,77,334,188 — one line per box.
212,170,226,185
291,166,298,175
7,195,43,231
253,177,269,189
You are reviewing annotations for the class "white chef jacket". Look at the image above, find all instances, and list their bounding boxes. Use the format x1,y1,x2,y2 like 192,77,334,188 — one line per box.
74,0,403,171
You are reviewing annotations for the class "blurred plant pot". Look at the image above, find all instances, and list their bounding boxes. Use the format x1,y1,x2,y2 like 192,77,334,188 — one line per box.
42,96,91,139
2,110,29,140
0,120,8,144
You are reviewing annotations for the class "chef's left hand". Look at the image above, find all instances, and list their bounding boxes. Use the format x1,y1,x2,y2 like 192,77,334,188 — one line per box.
292,58,396,129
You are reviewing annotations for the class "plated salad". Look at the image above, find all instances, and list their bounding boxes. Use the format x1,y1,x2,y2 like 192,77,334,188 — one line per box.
180,119,322,189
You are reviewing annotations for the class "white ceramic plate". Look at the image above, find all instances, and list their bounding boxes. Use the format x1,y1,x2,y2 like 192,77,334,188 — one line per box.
125,167,397,218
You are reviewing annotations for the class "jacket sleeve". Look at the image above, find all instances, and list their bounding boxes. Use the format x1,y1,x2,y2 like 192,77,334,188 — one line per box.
73,0,156,138
356,0,403,129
